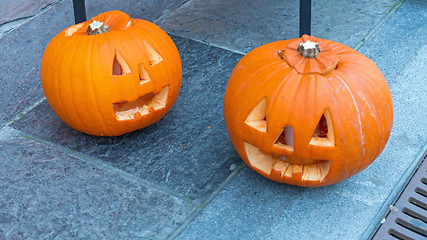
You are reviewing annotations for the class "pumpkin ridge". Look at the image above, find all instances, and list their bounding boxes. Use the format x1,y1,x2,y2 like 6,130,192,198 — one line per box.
87,36,114,136
334,72,365,172
51,37,79,126
333,68,392,170
62,37,89,132
72,37,107,134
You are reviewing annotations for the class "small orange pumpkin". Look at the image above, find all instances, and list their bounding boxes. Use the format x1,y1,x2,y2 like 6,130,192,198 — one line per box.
41,11,182,136
224,35,393,187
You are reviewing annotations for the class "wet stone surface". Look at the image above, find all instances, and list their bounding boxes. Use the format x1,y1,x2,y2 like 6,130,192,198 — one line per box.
11,35,243,202
85,0,186,22
0,0,74,127
0,0,59,25
0,133,194,239
158,0,401,53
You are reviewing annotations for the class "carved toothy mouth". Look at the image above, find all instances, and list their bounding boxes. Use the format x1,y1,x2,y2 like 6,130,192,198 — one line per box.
244,142,331,182
113,86,169,121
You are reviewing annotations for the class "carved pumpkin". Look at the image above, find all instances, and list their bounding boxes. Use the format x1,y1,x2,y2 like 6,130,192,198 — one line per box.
41,11,182,136
224,35,393,187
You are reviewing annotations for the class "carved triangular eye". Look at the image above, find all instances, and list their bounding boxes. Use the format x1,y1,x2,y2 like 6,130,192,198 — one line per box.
274,126,294,151
310,109,334,146
138,63,151,85
143,41,163,66
112,51,131,75
245,97,267,132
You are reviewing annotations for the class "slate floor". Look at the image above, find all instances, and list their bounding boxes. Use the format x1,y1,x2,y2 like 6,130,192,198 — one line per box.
0,0,426,239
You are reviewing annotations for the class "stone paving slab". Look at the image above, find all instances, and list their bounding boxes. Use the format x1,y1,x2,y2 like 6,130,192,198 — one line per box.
358,0,427,82
176,1,427,239
85,0,186,22
0,0,73,127
158,0,401,53
176,167,304,240
0,127,194,239
12,35,243,202
0,0,59,25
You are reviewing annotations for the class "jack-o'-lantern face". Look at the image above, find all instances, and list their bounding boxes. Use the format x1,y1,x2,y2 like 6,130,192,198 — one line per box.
41,11,182,136
224,35,393,187
242,97,334,184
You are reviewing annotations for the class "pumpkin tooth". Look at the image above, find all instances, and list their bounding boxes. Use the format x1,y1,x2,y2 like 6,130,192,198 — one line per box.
318,161,332,182
244,144,331,182
293,165,302,175
113,87,169,121
272,160,285,173
284,165,294,178
302,164,320,181
281,162,290,177
148,86,169,110
244,142,276,174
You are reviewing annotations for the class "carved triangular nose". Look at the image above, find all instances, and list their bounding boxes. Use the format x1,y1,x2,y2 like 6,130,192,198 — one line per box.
274,126,294,151
138,63,151,85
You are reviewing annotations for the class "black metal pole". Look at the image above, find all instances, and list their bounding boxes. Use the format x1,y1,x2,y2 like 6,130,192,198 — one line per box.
299,0,311,36
72,0,87,24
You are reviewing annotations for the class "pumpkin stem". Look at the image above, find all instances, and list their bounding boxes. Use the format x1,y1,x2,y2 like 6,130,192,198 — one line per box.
87,21,109,35
297,40,321,58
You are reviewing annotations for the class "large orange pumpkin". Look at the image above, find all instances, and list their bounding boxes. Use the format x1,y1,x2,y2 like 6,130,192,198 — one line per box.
41,11,182,136
224,35,393,187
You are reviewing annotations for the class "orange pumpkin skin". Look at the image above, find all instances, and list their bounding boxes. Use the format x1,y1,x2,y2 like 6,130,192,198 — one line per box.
224,35,393,187
41,11,182,136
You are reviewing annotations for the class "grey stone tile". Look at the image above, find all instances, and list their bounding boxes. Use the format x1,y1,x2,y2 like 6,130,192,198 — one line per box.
177,166,304,240
358,0,427,83
0,0,58,25
158,0,401,53
0,0,74,127
0,131,194,239
11,36,242,201
85,0,187,22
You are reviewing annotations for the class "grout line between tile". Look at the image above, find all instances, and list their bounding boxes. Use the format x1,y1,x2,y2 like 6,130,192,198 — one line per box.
154,0,192,24
2,97,46,129
167,31,246,55
153,0,247,56
0,0,64,40
353,0,405,51
13,128,188,202
166,162,245,240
